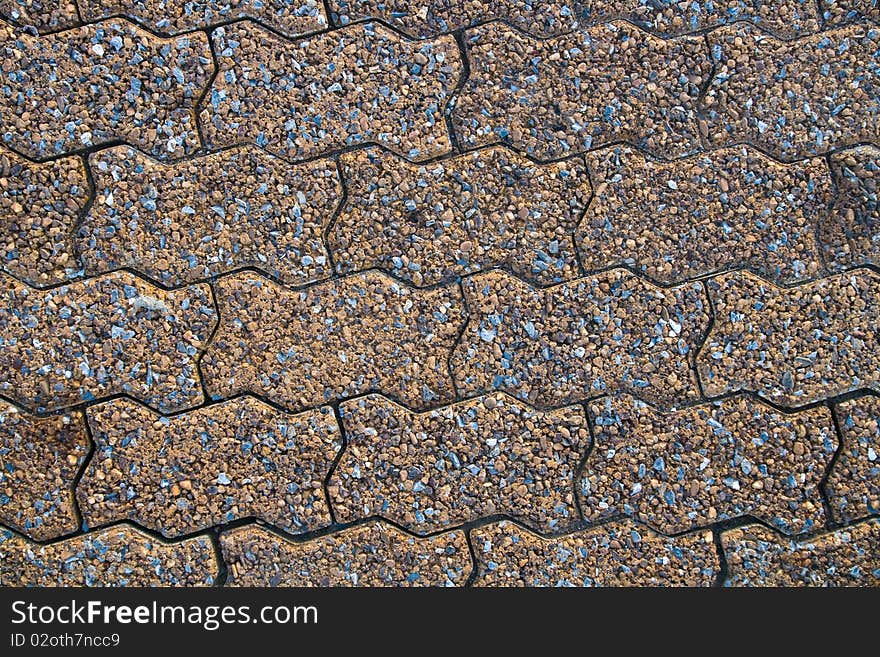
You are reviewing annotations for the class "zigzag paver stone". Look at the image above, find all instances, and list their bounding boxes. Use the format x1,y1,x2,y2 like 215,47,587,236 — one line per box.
329,393,588,534
330,147,591,286
0,147,88,287
452,21,711,160
222,521,470,586
722,521,880,586
697,270,880,406
702,24,880,160
578,146,831,285
199,21,461,162
201,271,464,410
80,0,327,37
827,396,880,523
822,146,880,272
451,270,709,408
0,525,218,585
78,397,340,537
471,519,719,587
579,395,835,535
329,0,580,37
0,403,89,540
80,146,341,286
0,0,79,32
0,272,216,413
0,19,213,159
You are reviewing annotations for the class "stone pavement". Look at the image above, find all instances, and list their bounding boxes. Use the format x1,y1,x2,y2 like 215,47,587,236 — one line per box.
0,1,878,587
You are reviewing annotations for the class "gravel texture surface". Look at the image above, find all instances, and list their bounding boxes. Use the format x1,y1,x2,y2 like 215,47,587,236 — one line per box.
0,4,876,587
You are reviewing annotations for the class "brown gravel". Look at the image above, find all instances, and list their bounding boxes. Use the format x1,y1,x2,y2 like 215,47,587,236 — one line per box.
0,271,216,413
579,145,831,285
0,19,213,159
0,525,218,585
222,521,470,586
0,0,79,32
697,270,880,406
451,270,709,408
201,271,464,410
580,395,835,535
330,146,591,286
722,521,880,586
0,147,88,287
472,519,718,587
703,24,880,161
578,0,820,38
329,0,581,37
199,21,461,162
80,0,327,37
79,397,340,537
822,146,880,271
827,396,880,523
0,402,89,540
821,0,880,26
80,145,341,286
452,21,710,160
329,393,588,534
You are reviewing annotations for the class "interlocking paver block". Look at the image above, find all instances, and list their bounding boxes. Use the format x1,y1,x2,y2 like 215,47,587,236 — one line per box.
578,146,831,285
822,146,880,272
330,147,590,286
80,146,341,286
472,519,719,587
0,272,216,413
80,0,327,37
452,22,711,160
451,270,709,408
329,393,588,534
0,403,89,540
0,525,218,586
329,0,580,37
0,0,79,32
1,147,88,287
579,395,835,535
0,19,213,160
578,0,820,38
722,521,880,586
821,0,880,26
703,24,880,161
222,521,470,586
79,397,340,537
199,21,461,162
697,270,880,406
201,271,463,410
827,397,880,523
